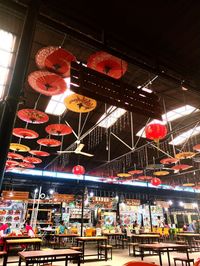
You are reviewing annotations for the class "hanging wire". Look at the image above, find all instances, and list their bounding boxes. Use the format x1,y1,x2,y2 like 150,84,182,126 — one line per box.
60,34,67,48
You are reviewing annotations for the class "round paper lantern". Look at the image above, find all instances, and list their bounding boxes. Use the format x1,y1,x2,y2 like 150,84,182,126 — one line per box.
145,122,167,143
72,165,85,175
151,177,161,186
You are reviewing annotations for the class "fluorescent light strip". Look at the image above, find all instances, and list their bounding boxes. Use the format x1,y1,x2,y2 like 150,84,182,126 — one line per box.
45,78,74,116
169,126,200,146
97,106,126,128
136,105,199,138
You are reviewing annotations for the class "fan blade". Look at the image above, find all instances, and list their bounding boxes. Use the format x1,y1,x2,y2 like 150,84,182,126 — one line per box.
57,151,74,154
77,151,94,157
75,143,84,152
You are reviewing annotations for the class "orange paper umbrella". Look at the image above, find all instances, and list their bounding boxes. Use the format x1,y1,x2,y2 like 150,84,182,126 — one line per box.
6,160,19,167
19,162,35,169
29,150,50,157
64,93,97,113
17,109,49,124
182,183,195,187
45,124,72,136
10,143,30,152
7,152,24,160
23,157,42,164
153,171,169,176
193,144,200,152
37,138,61,147
160,157,179,164
138,175,153,181
35,46,76,77
175,152,196,159
13,128,39,139
117,173,131,178
128,170,143,175
87,51,127,79
28,71,67,96
171,164,192,171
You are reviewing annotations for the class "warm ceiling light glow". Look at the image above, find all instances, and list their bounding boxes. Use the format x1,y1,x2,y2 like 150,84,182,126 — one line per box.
136,105,199,138
0,29,16,99
45,78,74,115
142,87,153,93
97,106,126,128
169,126,200,146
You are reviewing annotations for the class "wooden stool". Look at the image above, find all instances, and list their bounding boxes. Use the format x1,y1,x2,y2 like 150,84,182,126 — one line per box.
128,243,138,256
99,244,112,260
0,251,7,266
174,257,194,266
122,238,129,249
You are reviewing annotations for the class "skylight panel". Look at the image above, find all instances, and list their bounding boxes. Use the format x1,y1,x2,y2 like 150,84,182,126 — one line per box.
136,105,199,138
169,126,200,146
97,106,126,128
45,78,74,115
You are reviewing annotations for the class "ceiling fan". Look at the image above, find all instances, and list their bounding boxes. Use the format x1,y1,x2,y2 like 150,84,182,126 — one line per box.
57,143,94,157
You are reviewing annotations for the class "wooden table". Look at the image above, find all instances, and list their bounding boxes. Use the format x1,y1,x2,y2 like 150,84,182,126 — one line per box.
55,233,79,247
18,248,81,266
132,234,160,243
76,236,108,263
139,243,189,266
103,233,125,248
177,233,200,246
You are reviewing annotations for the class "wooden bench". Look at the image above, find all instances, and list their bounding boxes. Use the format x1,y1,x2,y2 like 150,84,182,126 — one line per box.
174,257,194,266
99,244,113,260
128,243,138,256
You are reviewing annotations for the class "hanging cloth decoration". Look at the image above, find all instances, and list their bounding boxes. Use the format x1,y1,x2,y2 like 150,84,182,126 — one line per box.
35,46,76,77
145,122,167,144
13,128,39,139
29,150,50,157
87,51,127,79
17,109,49,124
7,152,24,160
175,152,196,159
9,143,30,152
23,156,42,164
64,93,97,113
28,71,67,96
37,138,61,147
160,157,179,165
18,162,35,169
45,124,72,136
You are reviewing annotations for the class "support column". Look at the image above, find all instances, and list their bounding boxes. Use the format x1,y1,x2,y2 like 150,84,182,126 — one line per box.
0,0,40,189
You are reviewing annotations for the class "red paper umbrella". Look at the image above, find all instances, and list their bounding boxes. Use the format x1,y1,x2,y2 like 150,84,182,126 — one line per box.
29,150,50,157
19,162,35,169
193,144,200,152
17,109,49,124
145,122,167,143
108,175,118,180
35,46,76,77
128,170,143,175
87,51,127,79
160,157,179,165
13,128,39,139
7,152,24,160
37,138,61,147
171,164,192,171
6,160,19,167
45,124,72,136
23,157,42,164
28,71,67,96
138,175,153,181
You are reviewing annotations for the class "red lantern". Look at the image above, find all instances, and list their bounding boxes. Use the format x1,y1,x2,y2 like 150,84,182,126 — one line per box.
72,165,85,175
151,177,161,186
145,122,167,143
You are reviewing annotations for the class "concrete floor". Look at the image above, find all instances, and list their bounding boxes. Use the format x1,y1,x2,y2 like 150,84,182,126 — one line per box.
1,247,199,266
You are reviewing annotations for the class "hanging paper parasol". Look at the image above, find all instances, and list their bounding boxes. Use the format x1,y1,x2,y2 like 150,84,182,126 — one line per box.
171,164,192,171
10,143,30,152
29,150,50,157
153,171,169,176
28,71,67,96
45,124,72,136
35,46,76,77
23,156,42,164
175,152,196,159
87,51,127,79
17,109,49,124
6,160,19,168
18,162,35,169
37,138,61,147
138,175,153,181
64,93,97,113
128,170,143,175
7,152,24,160
13,128,39,139
193,144,200,152
160,157,179,165
182,183,195,187
117,173,131,178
